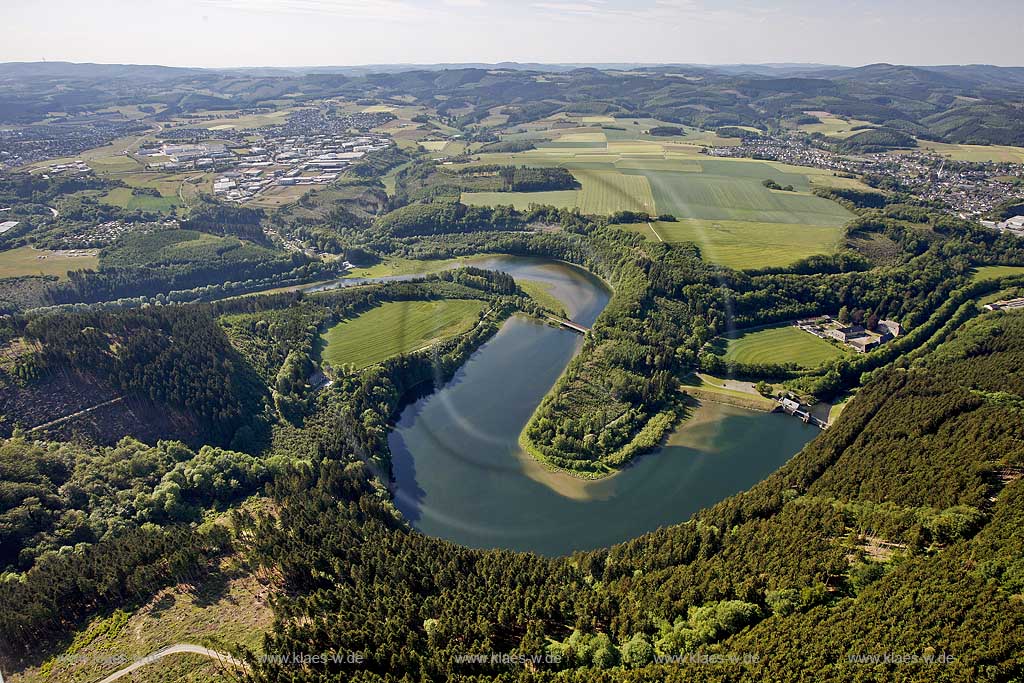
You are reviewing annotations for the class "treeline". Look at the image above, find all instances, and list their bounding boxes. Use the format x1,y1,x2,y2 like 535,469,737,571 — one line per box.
460,165,579,192
391,161,577,204
0,436,268,571
180,197,268,243
46,229,312,304
374,202,525,238
0,171,114,206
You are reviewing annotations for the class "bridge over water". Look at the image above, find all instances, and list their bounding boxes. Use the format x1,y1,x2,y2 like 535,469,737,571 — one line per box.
546,315,591,335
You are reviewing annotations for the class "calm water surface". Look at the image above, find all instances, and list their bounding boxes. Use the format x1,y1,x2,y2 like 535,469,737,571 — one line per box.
387,257,818,556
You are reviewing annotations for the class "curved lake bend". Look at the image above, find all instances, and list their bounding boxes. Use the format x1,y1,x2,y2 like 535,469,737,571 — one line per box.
386,257,819,556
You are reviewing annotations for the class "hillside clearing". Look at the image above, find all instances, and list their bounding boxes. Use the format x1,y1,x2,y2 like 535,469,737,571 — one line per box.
971,265,1024,282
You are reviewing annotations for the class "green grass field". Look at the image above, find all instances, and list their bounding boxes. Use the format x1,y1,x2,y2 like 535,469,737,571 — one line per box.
518,279,567,317
576,169,655,214
101,187,181,211
622,218,846,270
719,324,848,367
193,108,294,130
908,141,1024,163
462,168,655,215
0,246,98,279
971,265,1024,282
629,160,852,226
793,113,878,138
321,299,487,370
460,139,854,268
461,189,580,211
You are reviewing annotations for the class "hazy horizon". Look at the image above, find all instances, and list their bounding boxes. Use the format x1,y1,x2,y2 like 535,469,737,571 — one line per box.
2,0,1022,69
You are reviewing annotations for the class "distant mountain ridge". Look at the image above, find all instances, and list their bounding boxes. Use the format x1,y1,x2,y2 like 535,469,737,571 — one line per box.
1,60,1023,146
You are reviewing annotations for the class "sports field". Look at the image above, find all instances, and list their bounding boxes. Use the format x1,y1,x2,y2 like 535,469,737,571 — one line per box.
719,324,847,368
970,265,1024,282
320,299,487,370
0,246,98,279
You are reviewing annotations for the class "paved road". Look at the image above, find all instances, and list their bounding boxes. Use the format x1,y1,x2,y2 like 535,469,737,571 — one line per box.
94,643,247,683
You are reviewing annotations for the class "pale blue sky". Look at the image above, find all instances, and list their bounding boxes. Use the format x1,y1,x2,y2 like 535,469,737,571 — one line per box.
1,0,1021,68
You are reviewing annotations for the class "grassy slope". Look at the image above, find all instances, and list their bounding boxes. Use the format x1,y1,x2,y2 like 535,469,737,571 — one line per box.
721,324,848,367
518,279,568,317
971,265,1024,282
631,161,852,226
621,219,845,270
10,559,272,683
101,187,181,212
320,299,487,370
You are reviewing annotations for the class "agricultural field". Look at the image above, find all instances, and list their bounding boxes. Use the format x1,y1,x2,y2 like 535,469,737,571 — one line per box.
621,218,846,270
907,141,1024,163
577,169,655,214
101,187,181,212
461,189,579,211
462,168,654,215
717,324,848,368
970,264,1024,282
792,112,879,138
0,246,98,278
461,137,854,268
320,299,487,370
191,108,295,130
632,161,852,225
